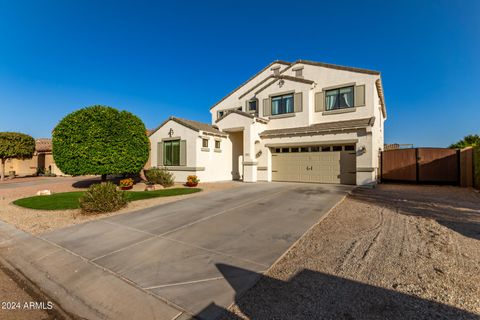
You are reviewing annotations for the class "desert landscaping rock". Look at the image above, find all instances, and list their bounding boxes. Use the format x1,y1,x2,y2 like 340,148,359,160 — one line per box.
0,177,240,235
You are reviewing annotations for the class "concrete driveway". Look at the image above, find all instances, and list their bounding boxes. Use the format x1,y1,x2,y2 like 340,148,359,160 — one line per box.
36,182,351,319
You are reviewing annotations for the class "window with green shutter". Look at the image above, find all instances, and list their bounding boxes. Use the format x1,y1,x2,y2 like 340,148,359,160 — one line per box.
164,140,180,166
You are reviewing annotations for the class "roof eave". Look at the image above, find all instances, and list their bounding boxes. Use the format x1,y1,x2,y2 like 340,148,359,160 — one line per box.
209,60,292,110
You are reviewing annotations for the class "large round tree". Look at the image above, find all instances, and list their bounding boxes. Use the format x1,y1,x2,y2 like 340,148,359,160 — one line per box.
0,132,36,181
52,105,150,180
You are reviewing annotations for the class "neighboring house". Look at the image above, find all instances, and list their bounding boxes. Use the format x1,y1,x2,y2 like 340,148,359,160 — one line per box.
149,59,387,185
4,138,64,177
384,143,413,150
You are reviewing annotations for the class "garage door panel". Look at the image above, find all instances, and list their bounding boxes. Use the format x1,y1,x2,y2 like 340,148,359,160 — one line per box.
272,150,356,185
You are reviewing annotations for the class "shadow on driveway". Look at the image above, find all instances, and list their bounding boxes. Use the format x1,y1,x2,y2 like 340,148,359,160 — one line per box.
350,184,480,240
196,264,479,320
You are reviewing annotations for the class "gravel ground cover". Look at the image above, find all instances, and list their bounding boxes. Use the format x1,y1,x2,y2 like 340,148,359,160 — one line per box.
0,177,240,235
227,184,480,319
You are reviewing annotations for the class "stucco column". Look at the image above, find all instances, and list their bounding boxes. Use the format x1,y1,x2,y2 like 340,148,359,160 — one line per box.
242,123,257,182
266,147,272,182
356,130,375,185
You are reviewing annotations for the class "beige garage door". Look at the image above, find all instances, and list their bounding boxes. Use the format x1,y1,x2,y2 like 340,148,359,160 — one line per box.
272,146,356,185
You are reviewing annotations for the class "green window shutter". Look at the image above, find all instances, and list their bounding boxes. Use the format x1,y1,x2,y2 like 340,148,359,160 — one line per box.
355,85,365,107
294,92,302,112
180,140,187,166
263,98,271,116
245,100,249,111
157,141,164,166
315,91,325,112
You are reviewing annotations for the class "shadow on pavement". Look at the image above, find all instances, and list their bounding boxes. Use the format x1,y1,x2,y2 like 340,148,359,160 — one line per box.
194,263,478,320
350,185,480,240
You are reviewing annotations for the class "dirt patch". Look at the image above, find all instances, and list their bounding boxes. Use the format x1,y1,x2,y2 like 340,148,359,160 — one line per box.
227,184,480,319
0,261,73,320
0,177,241,235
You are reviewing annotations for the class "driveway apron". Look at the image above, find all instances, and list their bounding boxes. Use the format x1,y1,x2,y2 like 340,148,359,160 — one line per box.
40,182,352,319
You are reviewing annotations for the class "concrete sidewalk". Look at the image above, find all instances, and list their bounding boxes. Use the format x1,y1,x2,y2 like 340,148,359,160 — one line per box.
0,221,185,320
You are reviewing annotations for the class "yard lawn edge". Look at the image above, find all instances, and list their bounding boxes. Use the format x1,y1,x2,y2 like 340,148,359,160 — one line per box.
11,188,202,211
225,187,354,313
0,255,76,320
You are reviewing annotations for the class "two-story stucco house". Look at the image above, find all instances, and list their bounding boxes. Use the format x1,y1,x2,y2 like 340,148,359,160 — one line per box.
149,59,387,185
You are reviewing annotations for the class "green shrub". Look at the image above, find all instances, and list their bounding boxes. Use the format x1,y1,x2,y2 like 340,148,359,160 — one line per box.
79,182,128,214
144,167,175,187
52,105,150,180
0,132,35,181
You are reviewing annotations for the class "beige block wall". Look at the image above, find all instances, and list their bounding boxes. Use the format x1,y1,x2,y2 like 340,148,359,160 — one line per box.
4,153,65,177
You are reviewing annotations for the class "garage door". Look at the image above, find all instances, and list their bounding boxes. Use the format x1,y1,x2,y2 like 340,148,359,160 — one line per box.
271,146,356,185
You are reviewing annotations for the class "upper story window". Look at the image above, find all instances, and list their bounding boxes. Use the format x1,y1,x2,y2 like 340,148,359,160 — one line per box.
202,138,209,148
325,86,354,111
215,140,221,149
248,99,257,112
271,94,294,115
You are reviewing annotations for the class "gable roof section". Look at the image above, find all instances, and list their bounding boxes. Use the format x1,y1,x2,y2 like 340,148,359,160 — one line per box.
215,109,269,124
149,116,227,137
35,138,52,152
211,59,381,111
253,75,314,97
285,60,381,76
209,60,291,110
259,117,375,138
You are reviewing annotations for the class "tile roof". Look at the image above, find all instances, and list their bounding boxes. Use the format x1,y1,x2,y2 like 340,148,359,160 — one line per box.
215,109,269,124
35,138,52,152
210,59,381,110
259,117,376,138
149,116,227,137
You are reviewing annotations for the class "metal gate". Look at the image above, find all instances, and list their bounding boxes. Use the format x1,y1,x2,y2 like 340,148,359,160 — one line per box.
381,148,459,184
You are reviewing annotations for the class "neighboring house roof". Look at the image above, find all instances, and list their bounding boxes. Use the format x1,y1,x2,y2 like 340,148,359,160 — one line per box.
210,59,382,110
384,143,414,150
259,117,376,138
35,138,52,153
215,109,269,124
149,116,227,137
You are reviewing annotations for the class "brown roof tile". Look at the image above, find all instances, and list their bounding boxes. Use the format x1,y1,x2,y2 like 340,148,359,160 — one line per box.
35,138,52,152
259,117,375,138
149,116,227,137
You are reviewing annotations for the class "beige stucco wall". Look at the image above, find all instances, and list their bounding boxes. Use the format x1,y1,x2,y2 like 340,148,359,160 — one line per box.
211,62,386,185
4,152,65,177
5,156,37,176
149,119,232,183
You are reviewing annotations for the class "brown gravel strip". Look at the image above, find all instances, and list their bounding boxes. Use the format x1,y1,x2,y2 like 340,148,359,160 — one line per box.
226,184,480,319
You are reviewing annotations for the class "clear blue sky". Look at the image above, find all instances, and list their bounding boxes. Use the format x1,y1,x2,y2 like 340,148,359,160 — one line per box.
0,0,478,147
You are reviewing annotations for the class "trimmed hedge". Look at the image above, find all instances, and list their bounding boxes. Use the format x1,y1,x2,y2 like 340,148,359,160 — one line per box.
0,132,35,180
52,105,150,177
